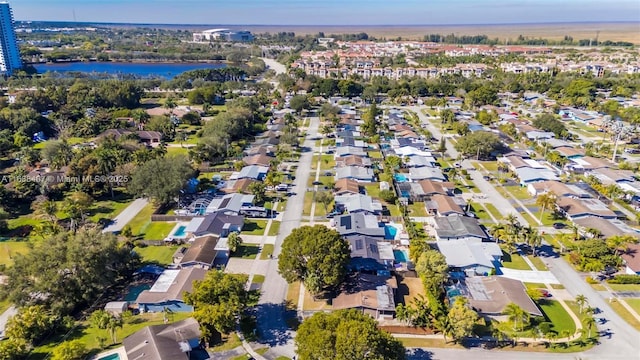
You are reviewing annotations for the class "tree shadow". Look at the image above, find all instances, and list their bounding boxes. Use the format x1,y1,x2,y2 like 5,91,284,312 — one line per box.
406,348,435,360
254,302,293,347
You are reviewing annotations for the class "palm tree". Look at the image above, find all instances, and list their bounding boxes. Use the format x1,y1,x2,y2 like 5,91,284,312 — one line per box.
164,95,177,116
33,199,58,225
227,232,243,253
575,294,588,314
583,316,596,338
524,226,543,257
107,316,123,344
504,303,529,332
535,191,557,223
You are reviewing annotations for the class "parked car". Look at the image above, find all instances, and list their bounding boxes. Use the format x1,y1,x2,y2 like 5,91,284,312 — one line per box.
275,184,289,191
538,289,552,297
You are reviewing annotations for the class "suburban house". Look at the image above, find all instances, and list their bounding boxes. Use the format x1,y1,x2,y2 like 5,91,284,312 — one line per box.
135,268,207,312
99,129,163,147
334,194,383,214
204,193,255,215
463,277,543,318
621,243,640,275
335,166,375,182
123,317,202,360
334,178,361,195
572,216,640,239
332,274,397,320
426,194,467,217
346,235,395,268
335,146,367,158
588,168,636,186
514,167,560,185
335,155,372,168
554,146,585,159
437,239,502,276
393,146,433,158
527,180,591,198
336,136,366,148
395,180,454,202
174,236,219,269
565,156,611,173
431,215,489,242
224,178,258,194
556,197,617,220
403,155,438,168
234,165,269,181
333,213,386,238
525,130,555,140
389,137,428,150
408,167,446,182
243,154,273,167
185,212,244,239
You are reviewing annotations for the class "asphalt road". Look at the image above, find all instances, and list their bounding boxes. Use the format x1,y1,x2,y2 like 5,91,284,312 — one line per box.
255,116,320,359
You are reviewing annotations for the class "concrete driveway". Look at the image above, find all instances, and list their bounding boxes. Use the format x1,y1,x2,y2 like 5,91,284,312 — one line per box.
101,198,148,233
0,306,17,339
498,268,560,284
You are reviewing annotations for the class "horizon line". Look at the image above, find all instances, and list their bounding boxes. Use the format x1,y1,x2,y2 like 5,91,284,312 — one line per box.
14,20,640,27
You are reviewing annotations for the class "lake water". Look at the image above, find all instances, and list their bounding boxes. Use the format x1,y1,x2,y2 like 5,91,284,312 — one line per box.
33,61,226,79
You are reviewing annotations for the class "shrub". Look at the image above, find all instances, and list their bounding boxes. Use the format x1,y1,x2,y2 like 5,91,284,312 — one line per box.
585,276,599,284
608,274,640,284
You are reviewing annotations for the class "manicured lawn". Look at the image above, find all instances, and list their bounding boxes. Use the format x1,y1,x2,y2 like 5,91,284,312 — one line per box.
478,161,498,172
285,281,301,310
504,185,532,201
484,203,503,219
313,200,331,217
252,274,265,284
364,184,381,198
0,240,32,266
89,197,134,223
320,154,335,169
397,338,453,348
139,221,175,240
407,202,428,217
625,298,640,315
231,244,260,259
30,312,193,358
125,203,157,235
274,357,292,360
501,251,532,270
166,147,190,156
607,284,640,292
469,202,491,220
524,282,547,290
302,288,332,311
608,299,640,331
241,220,268,236
0,298,12,314
134,244,180,265
530,210,564,226
539,300,576,335
302,191,313,216
529,256,549,271
368,150,383,159
386,204,402,217
550,283,565,290
210,332,243,352
267,221,281,236
260,244,274,260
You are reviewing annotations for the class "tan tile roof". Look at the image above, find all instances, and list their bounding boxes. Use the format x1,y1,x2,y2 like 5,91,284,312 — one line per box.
432,194,464,215
334,178,360,194
621,243,640,273
179,235,219,267
467,277,542,317
557,197,616,218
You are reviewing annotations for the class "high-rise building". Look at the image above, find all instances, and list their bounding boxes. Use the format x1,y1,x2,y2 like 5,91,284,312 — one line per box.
0,2,21,75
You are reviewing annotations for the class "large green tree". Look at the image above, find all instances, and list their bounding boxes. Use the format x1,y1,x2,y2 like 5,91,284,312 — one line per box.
415,248,449,293
447,297,478,343
454,131,503,159
278,225,350,294
127,155,194,205
4,230,140,316
295,309,405,360
183,271,249,339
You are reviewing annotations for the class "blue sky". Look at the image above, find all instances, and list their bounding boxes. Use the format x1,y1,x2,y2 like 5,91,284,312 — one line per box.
9,0,640,25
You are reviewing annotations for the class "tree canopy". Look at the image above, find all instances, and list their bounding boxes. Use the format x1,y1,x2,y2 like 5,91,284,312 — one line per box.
278,225,350,293
295,309,406,360
127,155,194,205
532,113,569,139
3,230,140,316
183,271,250,338
454,131,503,159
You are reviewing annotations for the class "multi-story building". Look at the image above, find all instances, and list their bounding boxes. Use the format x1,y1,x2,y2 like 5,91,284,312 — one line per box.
0,2,22,75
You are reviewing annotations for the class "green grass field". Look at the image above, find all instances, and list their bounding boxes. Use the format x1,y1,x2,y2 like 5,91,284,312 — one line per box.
624,298,640,316
232,244,260,259
134,244,180,265
260,244,274,260
501,251,532,270
539,300,576,335
241,220,268,236
139,222,175,240
607,299,640,331
529,256,549,271
267,221,281,236
125,203,157,235
0,240,33,266
89,197,134,223
30,312,193,359
606,284,640,292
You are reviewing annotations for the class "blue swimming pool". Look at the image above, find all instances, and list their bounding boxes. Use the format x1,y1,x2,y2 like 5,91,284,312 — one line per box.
394,173,408,182
98,353,120,360
173,225,187,238
393,249,409,262
385,225,398,239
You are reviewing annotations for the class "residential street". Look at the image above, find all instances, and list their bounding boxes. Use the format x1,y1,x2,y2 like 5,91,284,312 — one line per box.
405,105,640,360
255,116,320,359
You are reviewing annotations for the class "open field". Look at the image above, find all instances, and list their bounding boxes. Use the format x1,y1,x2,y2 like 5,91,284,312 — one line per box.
222,23,640,44
0,240,32,266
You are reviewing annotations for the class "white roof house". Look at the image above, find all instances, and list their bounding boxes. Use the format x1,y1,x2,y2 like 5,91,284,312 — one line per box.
409,167,446,181
335,194,383,214
437,240,502,276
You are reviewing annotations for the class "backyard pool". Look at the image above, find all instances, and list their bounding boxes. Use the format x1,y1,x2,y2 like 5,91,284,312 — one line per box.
174,225,187,237
384,225,398,239
394,173,409,182
98,354,120,360
167,223,190,241
124,284,150,302
393,249,409,262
